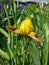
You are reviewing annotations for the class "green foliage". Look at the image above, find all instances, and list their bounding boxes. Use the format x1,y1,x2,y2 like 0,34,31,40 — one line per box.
0,1,49,65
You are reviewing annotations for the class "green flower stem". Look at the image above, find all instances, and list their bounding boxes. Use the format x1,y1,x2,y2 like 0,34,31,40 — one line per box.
4,4,11,26
10,32,14,50
0,58,7,65
44,24,49,65
15,35,18,64
7,34,17,65
10,33,14,65
22,38,27,65
10,0,16,26
3,16,13,21
23,50,25,65
8,45,16,65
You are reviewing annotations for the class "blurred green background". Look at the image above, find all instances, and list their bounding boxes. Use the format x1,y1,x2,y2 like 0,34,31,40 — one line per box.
0,0,49,65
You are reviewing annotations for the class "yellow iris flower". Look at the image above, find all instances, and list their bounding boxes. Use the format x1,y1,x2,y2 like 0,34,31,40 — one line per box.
7,17,41,43
19,17,34,36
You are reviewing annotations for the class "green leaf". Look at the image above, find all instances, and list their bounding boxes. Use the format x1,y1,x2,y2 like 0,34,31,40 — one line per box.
0,28,9,38
0,35,9,54
0,49,9,60
29,14,34,19
33,54,41,65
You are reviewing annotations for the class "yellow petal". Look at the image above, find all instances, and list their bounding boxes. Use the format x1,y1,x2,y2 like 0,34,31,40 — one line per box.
19,17,34,36
28,32,41,43
29,31,36,35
